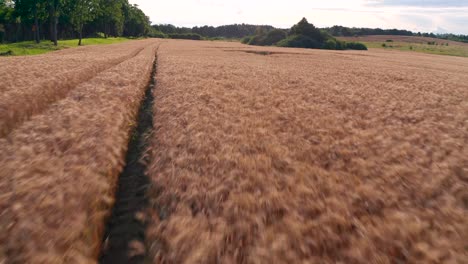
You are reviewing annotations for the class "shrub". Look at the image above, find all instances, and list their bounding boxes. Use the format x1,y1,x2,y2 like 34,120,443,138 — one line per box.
168,33,202,40
262,29,287,46
241,36,253,44
0,50,13,56
382,43,387,47
323,39,337,50
148,30,167,38
248,35,266,45
244,18,366,51
386,39,393,42
88,32,106,38
335,40,346,50
245,29,288,46
346,42,368,50
276,35,321,49
207,37,225,41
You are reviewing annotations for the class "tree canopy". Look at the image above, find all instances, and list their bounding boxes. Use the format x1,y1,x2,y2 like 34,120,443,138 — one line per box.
2,2,467,45
243,18,368,51
323,25,468,43
153,23,275,39
290,17,324,42
0,0,153,44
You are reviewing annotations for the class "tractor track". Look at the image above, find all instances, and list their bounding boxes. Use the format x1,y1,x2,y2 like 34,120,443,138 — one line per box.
99,51,158,264
0,46,145,138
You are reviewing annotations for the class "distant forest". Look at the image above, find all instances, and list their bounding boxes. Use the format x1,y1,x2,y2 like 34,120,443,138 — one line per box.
153,23,468,43
240,18,368,51
322,26,468,43
2,0,467,45
152,24,274,39
0,0,155,45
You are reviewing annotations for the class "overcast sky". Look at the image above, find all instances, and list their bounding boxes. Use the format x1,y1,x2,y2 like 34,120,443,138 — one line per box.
129,0,468,34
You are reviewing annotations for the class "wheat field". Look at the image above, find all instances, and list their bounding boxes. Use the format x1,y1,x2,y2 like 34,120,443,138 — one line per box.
146,40,468,263
0,40,159,263
0,39,467,263
0,40,157,137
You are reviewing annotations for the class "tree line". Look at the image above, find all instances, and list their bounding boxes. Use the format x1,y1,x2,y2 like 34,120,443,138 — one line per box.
322,25,468,43
152,23,275,40
242,18,367,50
323,26,413,37
0,0,153,45
3,2,468,45
152,22,468,44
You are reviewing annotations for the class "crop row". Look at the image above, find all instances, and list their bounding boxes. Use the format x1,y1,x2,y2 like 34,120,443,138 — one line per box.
0,40,159,263
0,40,152,137
144,40,468,263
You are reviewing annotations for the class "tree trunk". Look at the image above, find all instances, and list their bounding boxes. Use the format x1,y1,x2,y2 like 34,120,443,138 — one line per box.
53,16,58,46
78,26,83,45
104,22,108,38
15,22,21,42
48,2,58,46
33,3,40,43
49,6,53,42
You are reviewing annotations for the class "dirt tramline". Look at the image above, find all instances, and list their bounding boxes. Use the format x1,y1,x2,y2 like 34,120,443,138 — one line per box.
0,40,155,137
0,39,160,263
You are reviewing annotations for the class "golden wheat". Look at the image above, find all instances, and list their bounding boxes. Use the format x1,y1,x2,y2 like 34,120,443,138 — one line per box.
0,40,160,263
0,40,155,137
146,40,468,263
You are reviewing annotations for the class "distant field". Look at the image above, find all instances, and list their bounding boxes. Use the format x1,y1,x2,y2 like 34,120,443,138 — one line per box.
0,37,130,56
339,35,468,57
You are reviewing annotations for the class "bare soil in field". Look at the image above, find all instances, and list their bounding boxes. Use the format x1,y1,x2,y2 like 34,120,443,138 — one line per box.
0,39,160,263
339,35,468,46
0,40,155,137
146,40,468,263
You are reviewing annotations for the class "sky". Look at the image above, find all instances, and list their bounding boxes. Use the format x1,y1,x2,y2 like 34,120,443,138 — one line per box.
129,0,468,34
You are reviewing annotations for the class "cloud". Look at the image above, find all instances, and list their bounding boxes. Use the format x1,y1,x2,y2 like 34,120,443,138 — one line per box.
368,0,468,7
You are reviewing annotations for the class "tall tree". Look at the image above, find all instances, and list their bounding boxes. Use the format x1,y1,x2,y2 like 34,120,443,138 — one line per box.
122,3,150,37
64,0,98,45
14,0,47,43
48,0,60,45
98,0,123,38
290,17,324,42
4,0,154,44
0,0,14,42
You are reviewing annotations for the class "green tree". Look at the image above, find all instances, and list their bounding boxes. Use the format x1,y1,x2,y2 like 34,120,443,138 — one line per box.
290,17,324,43
98,0,124,37
254,26,267,36
0,0,14,42
48,0,60,45
64,0,99,45
263,29,287,45
122,3,150,37
323,39,336,50
14,0,48,43
276,34,321,49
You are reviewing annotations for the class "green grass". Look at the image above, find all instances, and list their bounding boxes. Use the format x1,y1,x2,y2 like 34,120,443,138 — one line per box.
0,37,130,56
205,37,242,42
363,41,468,58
